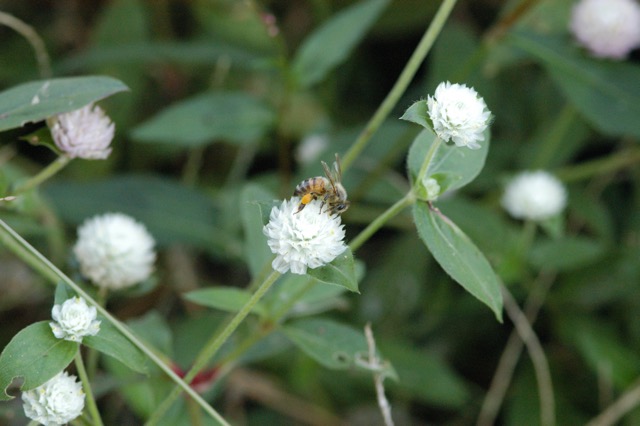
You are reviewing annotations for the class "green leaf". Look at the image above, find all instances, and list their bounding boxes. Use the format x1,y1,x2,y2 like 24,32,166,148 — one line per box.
44,174,238,256
413,202,503,321
183,288,265,316
83,319,147,374
400,99,431,129
283,318,394,377
53,282,74,305
131,92,276,147
307,248,359,293
406,128,490,194
0,322,77,400
508,31,640,138
240,184,276,277
292,0,389,88
378,339,470,408
0,76,128,132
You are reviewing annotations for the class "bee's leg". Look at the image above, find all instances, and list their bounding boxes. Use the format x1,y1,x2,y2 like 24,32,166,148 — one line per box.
295,193,315,214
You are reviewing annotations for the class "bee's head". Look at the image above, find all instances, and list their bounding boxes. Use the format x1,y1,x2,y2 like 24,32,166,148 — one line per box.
334,200,350,214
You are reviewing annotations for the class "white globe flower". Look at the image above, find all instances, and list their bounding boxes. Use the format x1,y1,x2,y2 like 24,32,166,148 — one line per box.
73,213,156,290
569,0,640,59
49,296,100,342
22,371,85,426
501,171,567,221
427,81,491,150
51,103,115,159
263,198,347,275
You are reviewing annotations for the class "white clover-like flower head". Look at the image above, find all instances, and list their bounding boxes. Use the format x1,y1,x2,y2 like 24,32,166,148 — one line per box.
22,371,85,426
569,0,640,59
501,171,567,221
73,213,156,290
51,103,115,159
263,198,347,275
427,81,491,150
49,296,100,342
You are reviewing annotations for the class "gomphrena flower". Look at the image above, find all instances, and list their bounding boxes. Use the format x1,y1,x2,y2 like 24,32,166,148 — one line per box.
569,0,640,59
49,296,100,343
263,198,347,275
501,171,567,221
22,371,85,426
427,81,491,150
51,103,115,159
73,213,156,290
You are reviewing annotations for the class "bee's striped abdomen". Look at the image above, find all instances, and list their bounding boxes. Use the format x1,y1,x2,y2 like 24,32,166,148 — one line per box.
294,177,327,197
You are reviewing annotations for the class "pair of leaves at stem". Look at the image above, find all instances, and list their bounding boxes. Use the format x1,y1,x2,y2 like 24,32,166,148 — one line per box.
401,102,503,321
0,284,146,400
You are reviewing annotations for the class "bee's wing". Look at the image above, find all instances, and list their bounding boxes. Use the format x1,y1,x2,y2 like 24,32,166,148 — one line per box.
321,160,338,191
334,153,343,182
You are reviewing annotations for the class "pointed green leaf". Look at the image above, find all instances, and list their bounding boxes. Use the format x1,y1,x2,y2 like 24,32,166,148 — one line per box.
131,92,276,147
241,184,276,277
308,248,359,293
283,318,395,378
0,76,128,132
83,319,147,374
406,129,490,194
183,288,266,316
292,0,389,88
413,202,503,321
400,99,431,129
508,31,640,138
0,322,77,400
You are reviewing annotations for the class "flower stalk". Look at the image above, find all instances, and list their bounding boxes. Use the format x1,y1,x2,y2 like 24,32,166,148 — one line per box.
10,155,71,196
74,351,103,426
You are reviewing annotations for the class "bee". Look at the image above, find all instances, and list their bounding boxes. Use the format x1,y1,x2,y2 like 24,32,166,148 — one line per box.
294,154,350,216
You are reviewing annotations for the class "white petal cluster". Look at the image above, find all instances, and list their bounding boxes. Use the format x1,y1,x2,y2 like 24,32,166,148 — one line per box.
49,296,100,342
427,81,491,150
569,0,640,59
263,198,347,275
51,103,115,159
22,371,85,426
73,213,156,290
501,171,567,221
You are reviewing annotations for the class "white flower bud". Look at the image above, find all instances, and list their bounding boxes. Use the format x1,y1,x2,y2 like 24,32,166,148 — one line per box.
73,213,156,290
263,198,347,275
421,177,441,201
22,371,85,426
569,0,640,59
51,103,115,159
49,296,100,342
501,171,567,221
427,81,491,150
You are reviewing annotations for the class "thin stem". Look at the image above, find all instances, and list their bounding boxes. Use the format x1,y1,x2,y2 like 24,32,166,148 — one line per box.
11,156,71,196
364,324,394,426
75,351,104,426
0,11,52,78
502,285,555,426
340,0,459,171
349,192,414,252
555,147,640,183
587,379,640,426
414,137,443,186
477,272,555,426
147,269,282,425
0,219,229,426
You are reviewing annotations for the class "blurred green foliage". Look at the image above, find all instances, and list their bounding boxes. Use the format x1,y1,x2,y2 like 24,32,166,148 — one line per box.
1,0,640,424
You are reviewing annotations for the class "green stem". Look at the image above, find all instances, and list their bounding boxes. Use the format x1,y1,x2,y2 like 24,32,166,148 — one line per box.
555,147,640,183
414,137,443,186
340,0,459,171
74,351,104,426
0,11,52,78
349,192,415,252
147,269,282,425
11,155,71,196
0,220,229,426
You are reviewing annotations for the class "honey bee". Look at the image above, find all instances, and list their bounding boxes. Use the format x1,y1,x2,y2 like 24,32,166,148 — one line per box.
294,154,350,216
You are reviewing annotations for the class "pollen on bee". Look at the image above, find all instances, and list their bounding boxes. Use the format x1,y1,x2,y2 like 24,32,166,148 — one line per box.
301,193,314,204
